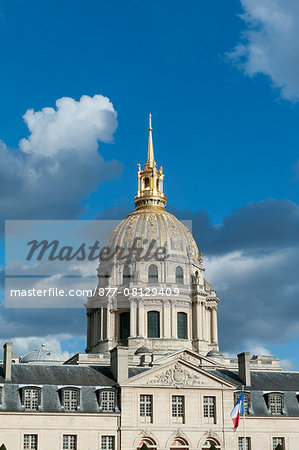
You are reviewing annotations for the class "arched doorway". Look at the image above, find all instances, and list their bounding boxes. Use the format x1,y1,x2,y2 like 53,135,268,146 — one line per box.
202,439,221,449
170,438,189,448
137,438,157,449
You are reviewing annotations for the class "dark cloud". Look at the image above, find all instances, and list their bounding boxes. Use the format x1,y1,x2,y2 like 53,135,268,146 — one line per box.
172,199,299,353
0,305,86,342
0,145,122,221
1,198,299,358
171,199,299,255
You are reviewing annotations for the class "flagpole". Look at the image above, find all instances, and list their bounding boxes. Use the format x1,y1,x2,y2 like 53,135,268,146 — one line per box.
242,385,246,449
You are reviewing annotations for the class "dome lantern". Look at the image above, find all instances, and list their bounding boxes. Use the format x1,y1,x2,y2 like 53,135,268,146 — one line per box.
134,114,167,210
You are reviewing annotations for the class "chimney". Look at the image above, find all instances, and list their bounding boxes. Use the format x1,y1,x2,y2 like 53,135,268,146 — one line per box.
237,352,251,387
110,346,129,383
3,342,13,381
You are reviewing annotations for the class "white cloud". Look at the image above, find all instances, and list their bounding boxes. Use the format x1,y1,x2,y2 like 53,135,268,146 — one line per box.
205,250,285,292
20,94,117,156
245,344,271,356
0,94,122,220
0,334,73,360
280,359,294,370
229,0,299,101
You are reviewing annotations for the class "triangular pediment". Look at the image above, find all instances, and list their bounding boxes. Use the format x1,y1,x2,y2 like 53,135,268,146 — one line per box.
122,358,235,389
152,348,221,368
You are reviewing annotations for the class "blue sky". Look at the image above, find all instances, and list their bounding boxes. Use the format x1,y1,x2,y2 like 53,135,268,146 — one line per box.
0,0,299,366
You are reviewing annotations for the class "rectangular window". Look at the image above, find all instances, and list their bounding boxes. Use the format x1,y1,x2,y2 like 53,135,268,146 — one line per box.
172,395,184,423
101,391,115,412
63,390,78,411
63,435,77,450
147,311,160,338
203,396,216,423
140,394,152,423
269,393,283,415
24,388,39,411
273,437,285,450
235,392,250,414
24,434,38,450
101,436,115,450
238,437,251,450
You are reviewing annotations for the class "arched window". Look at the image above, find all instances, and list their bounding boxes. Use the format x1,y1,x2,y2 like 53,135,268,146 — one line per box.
148,264,158,283
177,312,188,339
202,439,221,449
120,312,130,340
156,179,160,191
123,266,131,284
175,266,184,284
147,311,160,338
170,438,189,448
144,177,150,189
137,438,157,449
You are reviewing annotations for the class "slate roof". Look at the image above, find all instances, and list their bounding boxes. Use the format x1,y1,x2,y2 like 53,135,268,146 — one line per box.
209,369,299,417
0,363,115,386
128,366,150,378
210,369,299,391
0,364,118,413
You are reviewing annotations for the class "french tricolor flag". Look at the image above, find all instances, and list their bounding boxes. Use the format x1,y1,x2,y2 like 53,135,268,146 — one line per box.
230,392,244,429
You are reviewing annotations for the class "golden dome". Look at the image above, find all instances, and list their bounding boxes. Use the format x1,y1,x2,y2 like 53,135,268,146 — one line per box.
105,115,199,260
106,206,199,260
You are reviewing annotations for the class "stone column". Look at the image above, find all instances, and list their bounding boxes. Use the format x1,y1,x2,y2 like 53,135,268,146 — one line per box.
201,302,205,340
205,306,210,342
138,300,145,338
105,298,112,341
110,308,116,343
195,300,201,340
130,298,137,337
171,301,177,338
100,308,104,340
95,309,100,343
163,300,171,338
211,306,218,344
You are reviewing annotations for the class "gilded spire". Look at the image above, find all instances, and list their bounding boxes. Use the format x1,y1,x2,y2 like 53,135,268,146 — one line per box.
134,115,167,210
146,113,155,166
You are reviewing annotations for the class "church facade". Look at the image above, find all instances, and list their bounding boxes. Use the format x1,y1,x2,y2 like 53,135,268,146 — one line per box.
0,117,298,450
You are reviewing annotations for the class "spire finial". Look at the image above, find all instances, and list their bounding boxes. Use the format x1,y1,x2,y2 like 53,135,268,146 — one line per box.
146,113,155,165
134,115,167,210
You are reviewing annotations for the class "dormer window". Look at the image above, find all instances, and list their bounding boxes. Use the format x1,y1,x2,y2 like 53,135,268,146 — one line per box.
21,387,41,411
235,391,250,414
100,390,115,413
268,393,283,415
24,388,39,411
61,388,80,411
